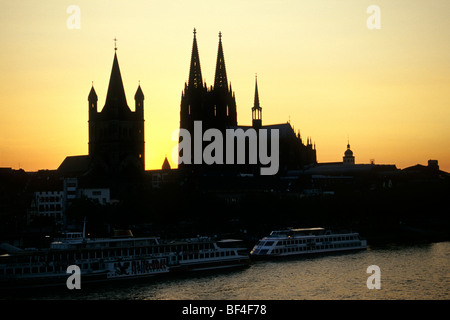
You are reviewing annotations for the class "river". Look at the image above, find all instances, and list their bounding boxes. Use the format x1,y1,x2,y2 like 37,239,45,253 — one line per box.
4,241,449,300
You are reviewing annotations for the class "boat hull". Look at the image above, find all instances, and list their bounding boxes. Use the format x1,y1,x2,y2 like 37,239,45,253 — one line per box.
250,245,367,260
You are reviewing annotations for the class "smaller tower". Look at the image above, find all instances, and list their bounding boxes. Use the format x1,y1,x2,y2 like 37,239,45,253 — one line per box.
88,83,98,113
135,82,144,117
162,156,171,170
88,84,98,155
343,140,355,165
252,74,262,128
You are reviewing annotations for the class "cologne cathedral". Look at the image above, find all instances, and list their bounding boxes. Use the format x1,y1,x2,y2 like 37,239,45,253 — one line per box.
179,29,317,175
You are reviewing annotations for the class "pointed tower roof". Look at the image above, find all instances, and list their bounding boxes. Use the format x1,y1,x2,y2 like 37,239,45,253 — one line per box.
252,74,261,111
88,84,97,101
102,50,131,115
214,31,228,89
162,156,171,170
134,83,144,101
188,28,203,89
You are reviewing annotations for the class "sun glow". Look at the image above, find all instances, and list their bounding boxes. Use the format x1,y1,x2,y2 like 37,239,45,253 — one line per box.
1,1,449,172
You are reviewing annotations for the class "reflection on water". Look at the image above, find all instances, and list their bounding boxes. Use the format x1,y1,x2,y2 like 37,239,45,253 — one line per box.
4,242,449,300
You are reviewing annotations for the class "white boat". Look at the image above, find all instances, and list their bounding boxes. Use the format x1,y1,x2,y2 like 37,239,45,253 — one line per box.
0,230,250,288
250,227,367,258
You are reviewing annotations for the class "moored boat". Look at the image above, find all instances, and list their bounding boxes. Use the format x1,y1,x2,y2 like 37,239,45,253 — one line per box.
0,230,250,288
250,227,367,258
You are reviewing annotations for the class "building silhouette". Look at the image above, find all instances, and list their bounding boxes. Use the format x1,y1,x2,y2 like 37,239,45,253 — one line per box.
343,141,355,165
88,47,145,175
59,47,145,178
179,29,316,175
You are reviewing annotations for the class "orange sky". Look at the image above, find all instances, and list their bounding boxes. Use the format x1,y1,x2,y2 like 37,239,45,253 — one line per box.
1,0,449,172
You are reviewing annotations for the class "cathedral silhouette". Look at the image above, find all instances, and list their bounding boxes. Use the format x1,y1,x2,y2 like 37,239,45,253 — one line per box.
59,30,317,181
179,29,317,175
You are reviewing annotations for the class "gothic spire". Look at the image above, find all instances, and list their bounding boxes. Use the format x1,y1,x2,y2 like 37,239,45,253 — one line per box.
103,50,130,115
188,28,203,89
252,74,262,128
214,31,228,89
253,74,261,111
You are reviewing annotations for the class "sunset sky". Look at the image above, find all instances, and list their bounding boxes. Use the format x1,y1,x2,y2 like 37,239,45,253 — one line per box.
1,0,449,172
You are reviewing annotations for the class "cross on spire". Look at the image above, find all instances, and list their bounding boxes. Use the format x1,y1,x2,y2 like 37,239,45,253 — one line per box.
114,37,118,51
219,31,222,40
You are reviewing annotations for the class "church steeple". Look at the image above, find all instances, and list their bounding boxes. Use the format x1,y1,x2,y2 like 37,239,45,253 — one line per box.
134,82,144,117
188,28,203,89
214,31,228,90
102,49,131,116
88,42,145,174
88,84,98,111
252,74,262,128
343,140,355,165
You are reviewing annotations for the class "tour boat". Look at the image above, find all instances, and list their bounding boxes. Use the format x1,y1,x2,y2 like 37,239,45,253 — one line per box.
250,227,367,258
0,230,250,288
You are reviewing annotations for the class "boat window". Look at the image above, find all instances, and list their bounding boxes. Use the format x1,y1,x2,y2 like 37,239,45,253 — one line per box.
265,241,274,246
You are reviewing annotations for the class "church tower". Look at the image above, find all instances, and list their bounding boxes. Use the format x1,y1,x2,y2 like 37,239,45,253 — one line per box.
179,29,237,168
180,28,205,138
211,31,237,130
88,45,145,175
252,75,262,129
343,141,355,165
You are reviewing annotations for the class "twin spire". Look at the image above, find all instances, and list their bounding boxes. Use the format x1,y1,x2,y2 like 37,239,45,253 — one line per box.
188,29,203,89
214,31,228,89
188,29,228,91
